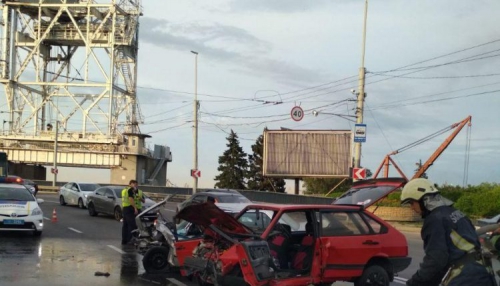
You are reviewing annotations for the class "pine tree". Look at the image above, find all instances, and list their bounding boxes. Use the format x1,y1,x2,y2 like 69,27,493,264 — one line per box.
247,135,286,192
214,130,248,189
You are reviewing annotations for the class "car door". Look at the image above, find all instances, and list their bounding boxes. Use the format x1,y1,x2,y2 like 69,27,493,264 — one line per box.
319,209,384,280
63,183,75,205
60,183,73,202
70,183,80,205
92,187,107,212
102,189,116,215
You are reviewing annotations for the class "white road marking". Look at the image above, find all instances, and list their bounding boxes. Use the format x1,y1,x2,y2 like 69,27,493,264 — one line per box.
68,227,82,233
43,217,50,221
166,278,187,286
107,245,125,254
164,209,176,212
394,276,408,284
43,200,60,204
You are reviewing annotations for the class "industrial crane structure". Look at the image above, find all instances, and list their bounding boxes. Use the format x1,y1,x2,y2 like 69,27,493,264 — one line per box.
373,115,472,182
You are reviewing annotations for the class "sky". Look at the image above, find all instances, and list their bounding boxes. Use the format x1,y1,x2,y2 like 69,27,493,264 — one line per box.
11,0,500,190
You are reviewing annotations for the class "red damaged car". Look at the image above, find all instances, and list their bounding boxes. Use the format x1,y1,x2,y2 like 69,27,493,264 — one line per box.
176,178,411,286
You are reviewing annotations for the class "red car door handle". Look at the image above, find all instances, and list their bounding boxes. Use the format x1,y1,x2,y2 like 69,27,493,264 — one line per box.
362,240,379,245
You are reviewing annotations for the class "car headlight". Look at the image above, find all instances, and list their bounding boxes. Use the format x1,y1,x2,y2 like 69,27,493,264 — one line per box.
84,194,88,198
31,207,42,216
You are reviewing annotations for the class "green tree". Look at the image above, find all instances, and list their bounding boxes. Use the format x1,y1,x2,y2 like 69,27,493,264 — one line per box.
247,135,286,192
302,178,352,196
214,130,248,189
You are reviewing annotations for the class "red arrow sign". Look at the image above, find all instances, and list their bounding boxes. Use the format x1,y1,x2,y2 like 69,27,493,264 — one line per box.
191,169,201,178
353,168,366,180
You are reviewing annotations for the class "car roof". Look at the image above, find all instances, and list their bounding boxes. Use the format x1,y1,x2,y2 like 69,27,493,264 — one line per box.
0,183,28,189
196,191,243,196
201,189,240,194
242,203,362,211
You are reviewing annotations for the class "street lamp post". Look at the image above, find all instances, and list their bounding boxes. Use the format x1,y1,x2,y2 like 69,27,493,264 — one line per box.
353,0,369,170
191,51,199,194
52,121,59,187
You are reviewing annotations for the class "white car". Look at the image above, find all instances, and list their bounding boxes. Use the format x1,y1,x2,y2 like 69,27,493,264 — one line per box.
59,182,101,209
0,183,44,236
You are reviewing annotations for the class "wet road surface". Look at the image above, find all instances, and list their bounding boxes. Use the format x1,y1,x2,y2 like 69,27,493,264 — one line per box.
0,193,445,286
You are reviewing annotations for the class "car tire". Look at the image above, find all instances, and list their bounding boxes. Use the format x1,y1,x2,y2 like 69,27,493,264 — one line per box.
88,203,98,216
354,265,390,286
114,206,122,221
33,230,42,237
78,198,85,209
59,195,66,206
142,246,170,274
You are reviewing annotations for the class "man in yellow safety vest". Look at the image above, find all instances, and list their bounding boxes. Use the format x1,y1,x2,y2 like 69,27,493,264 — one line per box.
121,179,139,245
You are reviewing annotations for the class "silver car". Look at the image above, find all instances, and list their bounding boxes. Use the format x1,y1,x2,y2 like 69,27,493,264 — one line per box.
86,185,157,221
59,182,101,209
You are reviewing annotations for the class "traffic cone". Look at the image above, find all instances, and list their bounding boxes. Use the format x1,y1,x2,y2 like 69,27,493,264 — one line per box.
51,208,58,223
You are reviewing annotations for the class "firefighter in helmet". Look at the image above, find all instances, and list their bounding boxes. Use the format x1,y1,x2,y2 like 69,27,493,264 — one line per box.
401,178,496,286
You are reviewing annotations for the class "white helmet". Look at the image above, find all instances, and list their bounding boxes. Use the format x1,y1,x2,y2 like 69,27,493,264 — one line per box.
400,178,439,205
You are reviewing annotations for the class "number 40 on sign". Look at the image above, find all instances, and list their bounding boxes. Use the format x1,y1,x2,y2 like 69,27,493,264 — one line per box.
290,106,304,122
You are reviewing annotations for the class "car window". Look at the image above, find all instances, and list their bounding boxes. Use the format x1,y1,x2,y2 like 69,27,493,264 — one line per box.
95,188,106,196
113,188,123,197
238,210,274,232
320,211,369,236
334,185,396,206
361,213,386,234
104,189,114,198
70,184,79,191
79,184,100,192
279,211,307,232
192,195,207,203
0,186,35,201
64,183,73,189
217,194,251,203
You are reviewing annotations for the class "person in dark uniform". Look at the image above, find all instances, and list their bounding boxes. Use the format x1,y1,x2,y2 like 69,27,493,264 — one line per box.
121,180,139,245
400,178,496,286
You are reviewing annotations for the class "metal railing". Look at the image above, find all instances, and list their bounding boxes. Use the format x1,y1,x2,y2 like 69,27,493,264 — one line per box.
34,180,333,205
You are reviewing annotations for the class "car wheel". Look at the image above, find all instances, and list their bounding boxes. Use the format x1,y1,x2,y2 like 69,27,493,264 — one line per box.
142,246,170,274
355,265,390,286
88,203,98,216
59,195,66,206
33,230,42,237
78,198,85,209
114,206,122,221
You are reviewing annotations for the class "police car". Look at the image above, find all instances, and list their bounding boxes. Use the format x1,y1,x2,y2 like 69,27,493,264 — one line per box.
0,182,44,236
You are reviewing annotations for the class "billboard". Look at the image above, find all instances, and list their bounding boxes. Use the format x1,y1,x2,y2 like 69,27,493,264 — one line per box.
263,130,352,178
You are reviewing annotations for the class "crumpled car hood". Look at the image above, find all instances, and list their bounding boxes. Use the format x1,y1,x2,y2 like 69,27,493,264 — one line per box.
175,202,251,235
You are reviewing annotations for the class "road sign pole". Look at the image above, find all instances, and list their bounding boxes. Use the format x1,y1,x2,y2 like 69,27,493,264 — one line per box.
191,51,199,195
353,0,369,172
52,121,59,187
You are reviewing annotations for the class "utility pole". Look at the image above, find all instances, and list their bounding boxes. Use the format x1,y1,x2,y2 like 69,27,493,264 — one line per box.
52,121,59,187
353,0,368,169
191,51,199,194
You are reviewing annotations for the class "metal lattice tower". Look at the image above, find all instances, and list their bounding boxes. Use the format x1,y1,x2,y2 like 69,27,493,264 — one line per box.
0,0,144,141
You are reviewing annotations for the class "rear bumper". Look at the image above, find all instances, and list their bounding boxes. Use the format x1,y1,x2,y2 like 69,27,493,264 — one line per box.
389,257,412,273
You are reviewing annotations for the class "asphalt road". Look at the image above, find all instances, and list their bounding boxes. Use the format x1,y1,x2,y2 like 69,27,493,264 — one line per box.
0,193,471,286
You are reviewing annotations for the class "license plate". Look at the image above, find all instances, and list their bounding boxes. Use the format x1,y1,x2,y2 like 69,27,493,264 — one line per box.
3,219,24,225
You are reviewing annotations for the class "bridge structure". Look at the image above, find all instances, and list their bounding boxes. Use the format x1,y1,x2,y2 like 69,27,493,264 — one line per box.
0,0,172,185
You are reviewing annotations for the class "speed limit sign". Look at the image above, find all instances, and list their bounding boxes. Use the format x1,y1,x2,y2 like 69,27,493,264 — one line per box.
290,106,304,121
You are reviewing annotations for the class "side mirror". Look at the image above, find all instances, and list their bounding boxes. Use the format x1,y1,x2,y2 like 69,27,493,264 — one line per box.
36,198,44,204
